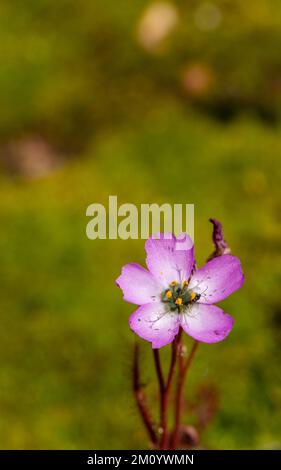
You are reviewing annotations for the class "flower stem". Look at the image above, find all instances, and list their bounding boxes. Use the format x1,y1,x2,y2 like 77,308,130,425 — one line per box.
156,330,182,450
153,349,165,396
133,342,158,446
171,339,199,449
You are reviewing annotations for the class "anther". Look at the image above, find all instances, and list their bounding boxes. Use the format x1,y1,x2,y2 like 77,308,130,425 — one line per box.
190,292,197,301
166,290,173,299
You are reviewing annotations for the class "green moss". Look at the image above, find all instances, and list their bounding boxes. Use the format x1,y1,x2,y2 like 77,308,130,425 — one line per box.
0,110,280,448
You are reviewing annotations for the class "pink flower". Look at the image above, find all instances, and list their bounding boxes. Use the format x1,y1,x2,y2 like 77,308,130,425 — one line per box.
116,234,244,349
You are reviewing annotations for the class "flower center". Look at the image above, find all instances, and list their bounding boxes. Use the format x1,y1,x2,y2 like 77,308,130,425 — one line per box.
161,280,200,312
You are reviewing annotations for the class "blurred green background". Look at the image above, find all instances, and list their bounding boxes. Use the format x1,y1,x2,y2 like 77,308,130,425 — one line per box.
0,0,280,449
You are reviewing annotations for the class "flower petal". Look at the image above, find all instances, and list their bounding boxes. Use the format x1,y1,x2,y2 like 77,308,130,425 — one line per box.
180,303,234,343
116,263,162,305
129,302,180,349
145,233,194,286
188,254,244,304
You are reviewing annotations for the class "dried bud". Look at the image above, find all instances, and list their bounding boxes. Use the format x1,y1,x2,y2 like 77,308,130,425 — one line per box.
208,218,231,261
177,424,200,448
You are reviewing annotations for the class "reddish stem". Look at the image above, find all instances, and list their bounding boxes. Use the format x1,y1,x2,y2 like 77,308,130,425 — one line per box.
133,342,158,446
157,330,182,450
153,349,165,395
171,339,199,449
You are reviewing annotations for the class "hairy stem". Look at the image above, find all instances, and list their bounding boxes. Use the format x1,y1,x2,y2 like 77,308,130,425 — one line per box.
153,349,165,396
171,339,199,449
133,342,158,446
157,330,182,450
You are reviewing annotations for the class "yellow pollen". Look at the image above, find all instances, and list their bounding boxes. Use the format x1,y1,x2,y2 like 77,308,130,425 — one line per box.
175,298,183,306
166,290,173,299
190,292,197,301
183,280,189,287
170,281,178,286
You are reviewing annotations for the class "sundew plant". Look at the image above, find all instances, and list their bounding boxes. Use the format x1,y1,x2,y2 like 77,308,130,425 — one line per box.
116,219,244,450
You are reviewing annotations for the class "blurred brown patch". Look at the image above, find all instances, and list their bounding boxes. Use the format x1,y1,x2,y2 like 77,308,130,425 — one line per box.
0,136,64,179
189,384,219,431
181,63,215,98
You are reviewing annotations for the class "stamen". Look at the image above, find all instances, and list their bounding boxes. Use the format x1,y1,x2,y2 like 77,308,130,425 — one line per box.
183,280,189,287
190,292,197,301
175,298,183,306
166,290,173,299
170,281,178,286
